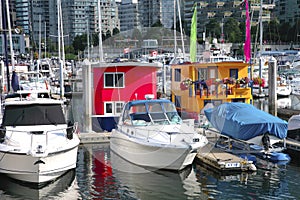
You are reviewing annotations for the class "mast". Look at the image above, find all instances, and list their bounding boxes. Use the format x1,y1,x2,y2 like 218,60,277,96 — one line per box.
176,0,185,58
1,0,10,92
6,0,15,72
98,0,104,62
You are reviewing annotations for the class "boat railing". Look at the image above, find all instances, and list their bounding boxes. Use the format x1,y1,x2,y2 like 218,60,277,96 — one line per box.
1,123,78,153
121,125,194,144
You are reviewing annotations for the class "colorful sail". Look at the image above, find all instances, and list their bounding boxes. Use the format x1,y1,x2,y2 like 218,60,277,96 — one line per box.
244,0,251,63
190,3,197,62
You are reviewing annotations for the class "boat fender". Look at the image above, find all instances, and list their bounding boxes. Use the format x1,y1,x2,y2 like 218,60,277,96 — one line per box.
66,121,74,140
0,126,6,143
249,163,257,171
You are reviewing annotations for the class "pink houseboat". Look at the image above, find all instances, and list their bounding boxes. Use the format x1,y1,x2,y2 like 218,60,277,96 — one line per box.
92,62,161,131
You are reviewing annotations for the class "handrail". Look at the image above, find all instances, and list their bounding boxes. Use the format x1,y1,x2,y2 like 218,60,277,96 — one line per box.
119,124,196,144
1,123,78,153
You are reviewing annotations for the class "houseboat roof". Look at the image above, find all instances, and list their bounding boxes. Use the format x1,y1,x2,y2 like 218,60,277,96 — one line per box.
83,60,163,68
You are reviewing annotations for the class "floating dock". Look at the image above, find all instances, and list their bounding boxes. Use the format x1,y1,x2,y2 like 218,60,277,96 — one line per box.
195,144,256,172
196,128,257,172
79,132,111,144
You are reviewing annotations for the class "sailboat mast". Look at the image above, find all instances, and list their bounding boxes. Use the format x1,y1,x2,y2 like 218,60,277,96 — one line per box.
98,0,104,62
1,0,10,92
173,0,177,58
6,0,14,72
176,0,185,58
57,0,64,99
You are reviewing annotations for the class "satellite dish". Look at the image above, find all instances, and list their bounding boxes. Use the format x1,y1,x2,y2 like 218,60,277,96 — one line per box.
14,28,20,34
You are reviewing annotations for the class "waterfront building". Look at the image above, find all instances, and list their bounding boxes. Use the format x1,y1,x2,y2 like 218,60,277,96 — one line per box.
92,62,161,131
171,61,252,117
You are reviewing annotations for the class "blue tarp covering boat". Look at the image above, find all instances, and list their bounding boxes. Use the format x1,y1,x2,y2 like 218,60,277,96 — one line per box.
204,103,288,140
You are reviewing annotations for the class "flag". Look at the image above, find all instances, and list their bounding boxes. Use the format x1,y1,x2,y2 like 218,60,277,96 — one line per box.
244,0,251,63
190,3,197,63
123,48,130,54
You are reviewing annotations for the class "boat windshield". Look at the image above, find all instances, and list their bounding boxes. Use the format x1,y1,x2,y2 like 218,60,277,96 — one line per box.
124,102,182,125
2,104,66,126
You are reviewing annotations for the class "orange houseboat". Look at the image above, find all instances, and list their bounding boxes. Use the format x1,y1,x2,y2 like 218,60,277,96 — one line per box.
171,61,253,119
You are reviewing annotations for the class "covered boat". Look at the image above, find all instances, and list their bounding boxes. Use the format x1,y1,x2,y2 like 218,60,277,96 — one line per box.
204,103,290,163
204,102,288,141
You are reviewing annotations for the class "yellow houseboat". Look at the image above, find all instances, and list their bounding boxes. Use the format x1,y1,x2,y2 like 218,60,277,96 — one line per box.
171,61,252,117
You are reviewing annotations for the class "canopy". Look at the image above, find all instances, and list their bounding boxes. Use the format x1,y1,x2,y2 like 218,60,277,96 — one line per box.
288,115,300,130
204,103,288,140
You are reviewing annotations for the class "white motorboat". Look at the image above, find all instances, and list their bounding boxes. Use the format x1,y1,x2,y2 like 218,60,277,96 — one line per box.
0,97,80,184
110,98,208,171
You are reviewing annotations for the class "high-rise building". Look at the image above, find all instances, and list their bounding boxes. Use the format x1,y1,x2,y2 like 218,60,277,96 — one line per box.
274,0,300,25
12,0,120,48
118,0,140,32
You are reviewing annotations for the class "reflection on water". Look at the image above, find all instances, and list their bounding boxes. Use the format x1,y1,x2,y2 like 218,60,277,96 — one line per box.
1,143,300,199
0,169,77,199
254,95,300,112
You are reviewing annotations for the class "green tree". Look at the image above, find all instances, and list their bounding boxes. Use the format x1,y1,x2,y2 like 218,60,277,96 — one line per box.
205,19,221,39
224,18,242,43
72,34,87,53
151,20,163,27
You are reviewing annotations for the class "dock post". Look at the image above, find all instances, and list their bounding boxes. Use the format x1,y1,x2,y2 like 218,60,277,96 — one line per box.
82,59,93,132
268,56,277,116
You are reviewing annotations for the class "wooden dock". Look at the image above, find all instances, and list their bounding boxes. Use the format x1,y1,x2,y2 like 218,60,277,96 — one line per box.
195,144,256,172
196,128,257,172
79,132,111,144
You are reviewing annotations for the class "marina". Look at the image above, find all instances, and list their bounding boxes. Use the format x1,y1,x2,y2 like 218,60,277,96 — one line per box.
2,0,300,199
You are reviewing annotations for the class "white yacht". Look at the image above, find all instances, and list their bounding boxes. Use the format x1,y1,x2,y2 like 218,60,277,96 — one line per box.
0,97,80,184
110,98,208,171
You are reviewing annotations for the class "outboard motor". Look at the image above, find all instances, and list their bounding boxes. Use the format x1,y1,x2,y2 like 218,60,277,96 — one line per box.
66,121,74,140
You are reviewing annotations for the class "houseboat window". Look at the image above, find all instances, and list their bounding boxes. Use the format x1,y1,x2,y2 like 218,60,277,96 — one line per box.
115,102,124,114
105,102,124,115
174,95,181,108
197,68,208,80
230,69,238,79
174,69,181,82
104,72,124,88
105,102,113,114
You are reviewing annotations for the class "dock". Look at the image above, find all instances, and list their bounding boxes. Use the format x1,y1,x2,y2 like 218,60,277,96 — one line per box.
196,128,257,172
195,144,256,172
78,132,111,144
284,138,300,152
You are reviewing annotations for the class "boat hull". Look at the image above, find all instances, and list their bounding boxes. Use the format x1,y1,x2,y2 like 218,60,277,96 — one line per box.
0,146,78,183
110,130,197,171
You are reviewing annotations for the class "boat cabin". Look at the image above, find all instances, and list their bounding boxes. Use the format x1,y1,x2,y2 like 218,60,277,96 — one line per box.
171,61,252,119
120,99,182,126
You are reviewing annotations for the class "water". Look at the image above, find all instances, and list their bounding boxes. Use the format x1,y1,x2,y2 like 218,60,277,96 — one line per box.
1,143,300,199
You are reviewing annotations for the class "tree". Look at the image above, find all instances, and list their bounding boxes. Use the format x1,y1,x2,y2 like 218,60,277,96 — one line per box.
151,20,163,27
224,18,242,43
72,34,87,54
205,19,221,39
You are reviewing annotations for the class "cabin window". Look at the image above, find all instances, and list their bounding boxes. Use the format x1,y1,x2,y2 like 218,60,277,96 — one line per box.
104,72,124,88
197,68,208,80
104,101,124,115
174,69,181,82
230,69,238,79
174,95,181,108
